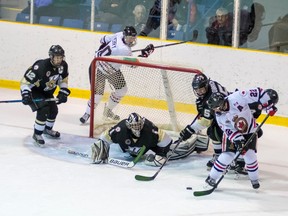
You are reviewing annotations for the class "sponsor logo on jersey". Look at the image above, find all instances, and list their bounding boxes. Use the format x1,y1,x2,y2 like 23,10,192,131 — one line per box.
33,65,39,70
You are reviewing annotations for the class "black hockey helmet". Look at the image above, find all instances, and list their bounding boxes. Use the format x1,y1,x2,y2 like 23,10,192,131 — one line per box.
126,113,145,138
207,92,227,111
192,73,209,97
123,26,137,47
49,45,65,67
262,89,279,105
49,45,65,57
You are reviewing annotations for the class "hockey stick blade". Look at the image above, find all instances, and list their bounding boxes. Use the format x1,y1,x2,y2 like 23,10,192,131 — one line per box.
135,174,156,181
193,187,216,197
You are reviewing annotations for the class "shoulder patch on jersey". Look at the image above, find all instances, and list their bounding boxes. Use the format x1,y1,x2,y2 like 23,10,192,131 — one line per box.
240,90,248,96
115,126,121,132
33,65,39,70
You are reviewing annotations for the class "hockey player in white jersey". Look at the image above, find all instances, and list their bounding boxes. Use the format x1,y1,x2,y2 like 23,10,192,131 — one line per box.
80,26,154,123
204,87,278,189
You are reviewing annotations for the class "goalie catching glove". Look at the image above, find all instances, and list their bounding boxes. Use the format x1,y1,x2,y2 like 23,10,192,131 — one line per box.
139,44,154,58
91,139,110,164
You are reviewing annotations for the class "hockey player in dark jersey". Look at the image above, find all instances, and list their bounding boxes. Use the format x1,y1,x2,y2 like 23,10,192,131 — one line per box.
20,45,71,146
90,112,208,166
179,73,230,170
91,112,172,166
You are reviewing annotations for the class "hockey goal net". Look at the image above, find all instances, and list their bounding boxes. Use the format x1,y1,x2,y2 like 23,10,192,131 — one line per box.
89,56,202,138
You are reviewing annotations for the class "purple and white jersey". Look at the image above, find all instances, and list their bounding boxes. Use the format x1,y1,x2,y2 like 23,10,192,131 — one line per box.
216,88,262,143
95,32,132,75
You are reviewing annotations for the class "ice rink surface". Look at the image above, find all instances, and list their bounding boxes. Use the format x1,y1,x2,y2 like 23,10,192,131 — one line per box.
1,88,288,216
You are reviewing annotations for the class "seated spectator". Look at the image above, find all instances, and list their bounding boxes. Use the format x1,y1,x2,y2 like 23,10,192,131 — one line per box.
97,0,126,24
139,0,182,37
206,4,260,47
206,7,233,46
125,5,147,34
21,0,54,16
268,13,288,52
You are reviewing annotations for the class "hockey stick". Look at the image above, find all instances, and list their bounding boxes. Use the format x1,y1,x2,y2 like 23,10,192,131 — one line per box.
67,145,146,168
135,113,200,181
135,138,183,181
193,113,270,197
0,98,58,103
132,30,198,53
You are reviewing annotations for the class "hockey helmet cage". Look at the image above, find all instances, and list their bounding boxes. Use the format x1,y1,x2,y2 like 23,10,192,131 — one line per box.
123,26,137,47
126,112,145,138
207,92,227,111
192,73,209,97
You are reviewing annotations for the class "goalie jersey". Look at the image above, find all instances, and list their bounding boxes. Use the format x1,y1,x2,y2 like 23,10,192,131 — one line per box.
100,119,172,157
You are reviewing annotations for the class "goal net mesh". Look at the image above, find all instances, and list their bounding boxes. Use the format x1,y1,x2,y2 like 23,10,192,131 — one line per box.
89,56,202,138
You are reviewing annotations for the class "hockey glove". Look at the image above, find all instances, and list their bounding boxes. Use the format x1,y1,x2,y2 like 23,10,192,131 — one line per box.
139,44,154,58
266,104,277,116
180,125,195,141
21,90,33,105
57,88,71,104
144,154,167,167
234,139,247,154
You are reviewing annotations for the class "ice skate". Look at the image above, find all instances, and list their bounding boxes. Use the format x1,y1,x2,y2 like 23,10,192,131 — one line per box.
44,128,60,138
33,133,45,146
103,106,120,121
80,112,90,124
204,176,217,189
251,180,260,189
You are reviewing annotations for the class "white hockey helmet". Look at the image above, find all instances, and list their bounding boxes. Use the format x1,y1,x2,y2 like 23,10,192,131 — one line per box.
126,113,145,137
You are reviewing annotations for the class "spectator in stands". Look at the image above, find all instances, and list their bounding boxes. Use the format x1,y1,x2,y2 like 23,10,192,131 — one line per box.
21,0,54,16
205,7,232,46
124,4,147,34
268,13,288,52
127,0,154,10
98,0,126,24
206,4,259,47
139,0,182,37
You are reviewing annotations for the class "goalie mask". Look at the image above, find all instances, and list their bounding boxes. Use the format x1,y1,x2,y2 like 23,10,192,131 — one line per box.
123,26,137,47
192,73,209,98
49,45,65,67
126,113,145,138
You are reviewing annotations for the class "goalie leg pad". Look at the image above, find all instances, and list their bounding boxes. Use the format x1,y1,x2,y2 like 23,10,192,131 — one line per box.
91,139,109,164
194,134,210,152
144,154,167,167
169,135,198,160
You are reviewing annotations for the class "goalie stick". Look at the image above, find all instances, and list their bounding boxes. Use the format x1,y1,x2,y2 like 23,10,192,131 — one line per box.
0,98,59,103
135,114,200,181
132,30,198,53
192,113,270,197
67,145,146,168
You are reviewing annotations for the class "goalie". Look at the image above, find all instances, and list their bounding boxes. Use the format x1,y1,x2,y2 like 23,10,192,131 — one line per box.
91,113,209,166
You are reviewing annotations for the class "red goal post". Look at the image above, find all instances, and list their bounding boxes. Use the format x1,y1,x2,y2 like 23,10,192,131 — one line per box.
89,56,202,138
